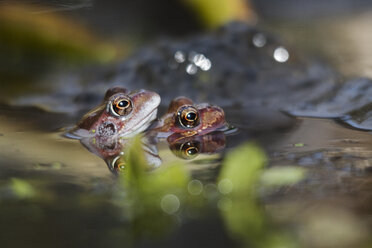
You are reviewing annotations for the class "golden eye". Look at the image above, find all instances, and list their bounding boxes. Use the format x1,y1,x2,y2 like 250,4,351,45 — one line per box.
177,106,200,128
111,97,133,116
114,159,126,173
116,99,129,109
179,141,200,159
185,146,198,156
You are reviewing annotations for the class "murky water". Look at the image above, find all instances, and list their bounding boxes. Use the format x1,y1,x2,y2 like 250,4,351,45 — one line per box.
1,104,372,247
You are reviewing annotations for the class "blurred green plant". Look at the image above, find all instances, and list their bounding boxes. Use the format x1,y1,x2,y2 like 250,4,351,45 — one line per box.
9,178,36,199
112,136,190,240
0,3,120,91
181,0,256,29
112,137,305,247
0,4,118,63
218,144,301,248
260,166,306,188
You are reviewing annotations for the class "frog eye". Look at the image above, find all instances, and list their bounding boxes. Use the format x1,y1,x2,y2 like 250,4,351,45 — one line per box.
177,106,200,128
110,97,133,117
111,156,126,173
179,141,200,159
185,146,198,157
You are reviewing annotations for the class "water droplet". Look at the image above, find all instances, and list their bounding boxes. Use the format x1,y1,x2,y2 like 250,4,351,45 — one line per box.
186,63,198,75
160,194,180,214
218,179,233,194
252,33,267,48
192,53,212,71
188,180,203,195
273,46,289,63
199,58,212,71
174,51,186,63
192,53,206,65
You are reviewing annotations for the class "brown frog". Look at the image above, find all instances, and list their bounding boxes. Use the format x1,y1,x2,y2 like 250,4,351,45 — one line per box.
66,87,160,139
151,96,227,142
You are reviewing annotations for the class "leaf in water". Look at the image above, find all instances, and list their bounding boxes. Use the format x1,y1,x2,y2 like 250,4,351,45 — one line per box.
10,178,36,199
218,143,267,195
218,143,299,248
294,143,305,147
120,136,148,188
120,135,189,193
260,166,307,187
145,163,189,196
220,196,266,241
115,135,190,238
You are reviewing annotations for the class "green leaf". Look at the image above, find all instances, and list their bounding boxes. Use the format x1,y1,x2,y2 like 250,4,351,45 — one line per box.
260,166,306,187
218,143,267,195
10,178,36,199
182,0,254,29
145,163,189,195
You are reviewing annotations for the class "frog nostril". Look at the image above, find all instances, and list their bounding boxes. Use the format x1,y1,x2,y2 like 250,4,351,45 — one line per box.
98,122,117,136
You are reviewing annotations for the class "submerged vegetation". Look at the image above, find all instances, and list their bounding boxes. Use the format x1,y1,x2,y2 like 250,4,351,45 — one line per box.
108,136,306,247
0,135,307,247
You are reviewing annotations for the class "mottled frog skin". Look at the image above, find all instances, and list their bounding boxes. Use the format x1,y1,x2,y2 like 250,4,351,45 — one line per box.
66,87,160,139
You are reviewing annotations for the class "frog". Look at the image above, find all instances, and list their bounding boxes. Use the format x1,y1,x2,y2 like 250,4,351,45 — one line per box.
65,86,161,139
150,96,228,142
168,131,226,160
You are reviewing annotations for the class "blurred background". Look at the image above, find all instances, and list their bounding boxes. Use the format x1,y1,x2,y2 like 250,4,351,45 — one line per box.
3,0,372,96
2,1,372,248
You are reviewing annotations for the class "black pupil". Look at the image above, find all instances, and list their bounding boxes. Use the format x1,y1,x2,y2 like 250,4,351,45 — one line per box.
186,147,198,155
118,100,128,108
186,112,196,121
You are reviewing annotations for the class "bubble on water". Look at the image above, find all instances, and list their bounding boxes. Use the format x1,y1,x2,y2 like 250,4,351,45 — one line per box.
193,53,212,71
252,33,267,48
188,180,203,195
273,46,289,63
192,53,205,64
174,51,186,63
199,59,212,71
160,194,180,214
186,63,198,75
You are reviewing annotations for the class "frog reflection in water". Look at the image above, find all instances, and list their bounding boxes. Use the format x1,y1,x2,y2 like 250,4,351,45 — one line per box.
169,131,226,160
80,135,161,174
79,131,226,174
151,97,228,143
66,87,161,139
